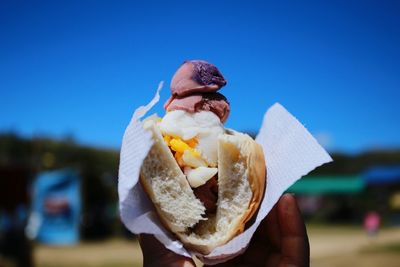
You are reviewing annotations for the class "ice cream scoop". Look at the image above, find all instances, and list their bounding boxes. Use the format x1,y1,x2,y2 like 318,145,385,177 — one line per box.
164,93,230,123
165,60,230,123
170,60,227,97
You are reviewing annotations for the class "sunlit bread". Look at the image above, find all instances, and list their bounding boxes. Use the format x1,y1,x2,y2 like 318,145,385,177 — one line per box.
139,117,266,254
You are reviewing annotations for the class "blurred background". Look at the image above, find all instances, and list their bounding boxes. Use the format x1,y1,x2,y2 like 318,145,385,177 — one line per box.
1,1,399,266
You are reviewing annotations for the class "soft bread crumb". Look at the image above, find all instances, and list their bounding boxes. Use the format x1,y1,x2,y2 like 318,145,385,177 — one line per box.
140,119,206,233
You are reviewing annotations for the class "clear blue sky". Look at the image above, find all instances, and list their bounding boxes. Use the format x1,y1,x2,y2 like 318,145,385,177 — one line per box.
1,1,399,153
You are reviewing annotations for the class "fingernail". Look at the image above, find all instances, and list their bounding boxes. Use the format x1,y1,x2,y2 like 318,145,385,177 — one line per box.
282,194,295,214
183,261,195,267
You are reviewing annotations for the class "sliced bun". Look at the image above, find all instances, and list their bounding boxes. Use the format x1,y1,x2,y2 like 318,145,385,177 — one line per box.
140,118,266,254
140,118,206,233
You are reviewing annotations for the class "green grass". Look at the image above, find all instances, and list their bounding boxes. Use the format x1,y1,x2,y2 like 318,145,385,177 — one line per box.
361,241,400,254
307,223,364,233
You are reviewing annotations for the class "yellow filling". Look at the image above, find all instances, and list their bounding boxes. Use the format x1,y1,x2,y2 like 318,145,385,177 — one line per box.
163,135,201,166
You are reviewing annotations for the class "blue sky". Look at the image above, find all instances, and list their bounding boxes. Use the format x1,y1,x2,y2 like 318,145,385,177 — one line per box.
1,1,399,153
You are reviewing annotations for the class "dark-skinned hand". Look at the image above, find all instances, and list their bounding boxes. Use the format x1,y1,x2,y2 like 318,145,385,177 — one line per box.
139,193,309,267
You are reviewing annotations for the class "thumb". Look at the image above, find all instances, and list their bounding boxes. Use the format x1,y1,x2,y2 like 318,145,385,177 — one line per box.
277,193,310,267
139,234,196,267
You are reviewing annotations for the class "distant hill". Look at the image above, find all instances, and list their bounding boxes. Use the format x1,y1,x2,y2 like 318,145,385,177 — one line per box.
2,132,400,177
0,132,118,172
309,150,400,176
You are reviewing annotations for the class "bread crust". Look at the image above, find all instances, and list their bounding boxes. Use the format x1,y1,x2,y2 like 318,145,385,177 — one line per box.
241,137,266,228
139,117,266,254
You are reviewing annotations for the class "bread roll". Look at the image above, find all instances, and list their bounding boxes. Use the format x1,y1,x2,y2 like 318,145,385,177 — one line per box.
140,117,266,254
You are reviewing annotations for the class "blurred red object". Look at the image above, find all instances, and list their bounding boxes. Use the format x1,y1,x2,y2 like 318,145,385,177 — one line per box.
364,211,381,236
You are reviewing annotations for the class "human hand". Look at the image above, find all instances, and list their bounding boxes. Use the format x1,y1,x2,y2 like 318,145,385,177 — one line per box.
139,193,309,267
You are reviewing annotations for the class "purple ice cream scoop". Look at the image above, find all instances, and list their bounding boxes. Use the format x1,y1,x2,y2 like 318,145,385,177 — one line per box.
170,60,227,97
165,60,230,123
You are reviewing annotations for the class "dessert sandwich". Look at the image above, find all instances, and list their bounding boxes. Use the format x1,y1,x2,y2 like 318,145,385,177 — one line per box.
139,60,266,254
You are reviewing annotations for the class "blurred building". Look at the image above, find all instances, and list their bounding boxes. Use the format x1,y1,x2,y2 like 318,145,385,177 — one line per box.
26,169,81,245
290,168,400,225
363,166,400,225
289,175,365,223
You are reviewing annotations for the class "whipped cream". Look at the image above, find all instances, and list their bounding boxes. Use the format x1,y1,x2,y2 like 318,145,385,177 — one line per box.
159,110,224,167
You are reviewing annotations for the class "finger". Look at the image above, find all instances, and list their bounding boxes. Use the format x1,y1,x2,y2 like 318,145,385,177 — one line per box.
215,200,283,267
139,234,196,267
277,193,310,267
259,197,281,249
250,196,285,267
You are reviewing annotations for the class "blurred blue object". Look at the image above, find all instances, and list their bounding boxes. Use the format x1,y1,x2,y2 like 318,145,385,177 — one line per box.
363,166,400,184
28,169,80,245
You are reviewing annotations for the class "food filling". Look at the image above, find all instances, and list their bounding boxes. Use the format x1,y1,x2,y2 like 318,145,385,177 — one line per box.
158,60,229,214
159,110,224,213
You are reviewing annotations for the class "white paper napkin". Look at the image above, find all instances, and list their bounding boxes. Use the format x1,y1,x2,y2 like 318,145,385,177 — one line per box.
118,82,332,264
